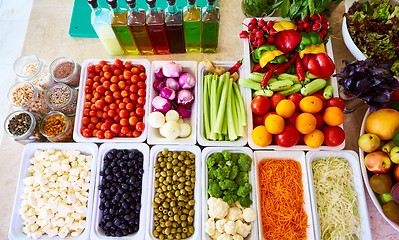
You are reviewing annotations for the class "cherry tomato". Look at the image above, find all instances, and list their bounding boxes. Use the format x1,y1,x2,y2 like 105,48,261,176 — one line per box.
120,109,129,118
95,100,105,110
93,82,100,89
285,112,300,126
86,79,93,87
87,65,95,73
113,91,122,99
137,65,145,73
82,128,92,138
125,61,133,69
84,86,92,94
136,107,145,117
104,95,113,104
129,116,138,126
121,90,129,98
138,88,146,97
110,123,121,134
121,126,130,135
104,90,112,96
323,126,345,146
137,97,145,106
114,69,122,76
110,76,119,84
314,112,324,129
95,64,102,73
88,123,96,131
137,81,146,89
253,114,265,126
251,96,270,116
84,102,92,108
130,93,138,102
120,118,129,127
132,130,141,138
99,60,107,67
118,81,126,90
104,71,112,79
123,71,132,80
100,122,110,131
104,130,114,139
131,67,140,75
82,117,90,125
114,59,124,69
139,72,147,81
91,116,99,123
326,97,345,112
130,84,138,93
83,108,90,117
275,125,300,147
96,111,103,118
287,93,303,112
270,93,286,110
88,73,97,79
93,76,101,82
109,103,117,110
125,130,133,138
125,103,134,112
97,130,105,139
311,94,326,111
136,122,145,132
123,97,131,104
103,80,111,89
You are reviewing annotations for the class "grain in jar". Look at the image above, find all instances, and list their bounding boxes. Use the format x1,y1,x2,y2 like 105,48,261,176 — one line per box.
50,57,81,87
13,54,53,89
4,110,46,144
45,83,78,116
8,82,50,115
39,111,73,142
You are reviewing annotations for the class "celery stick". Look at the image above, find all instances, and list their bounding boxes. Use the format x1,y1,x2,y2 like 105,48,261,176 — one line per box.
233,82,247,126
209,74,218,140
227,84,238,140
203,75,211,139
214,74,231,134
231,90,241,137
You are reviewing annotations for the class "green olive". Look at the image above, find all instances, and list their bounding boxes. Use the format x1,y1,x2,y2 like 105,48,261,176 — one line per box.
174,215,180,222
159,193,165,199
189,209,195,216
170,201,176,207
157,212,163,218
167,185,172,191
159,233,165,240
172,207,178,213
168,211,173,217
180,215,187,221
171,228,176,234
163,214,168,220
181,233,187,239
156,226,162,232
178,183,184,190
185,186,192,192
165,221,172,227
167,234,173,239
160,221,165,228
153,230,160,238
189,226,194,234
188,200,195,206
185,181,191,186
162,185,167,191
160,162,166,168
187,216,194,223
178,155,184,161
154,220,159,226
159,206,164,211
163,202,169,209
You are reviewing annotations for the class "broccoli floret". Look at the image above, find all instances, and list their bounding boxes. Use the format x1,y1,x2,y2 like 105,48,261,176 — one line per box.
207,152,224,168
215,166,230,180
208,181,223,198
221,150,232,161
229,165,239,180
222,191,238,204
239,195,253,208
238,153,252,172
231,153,239,165
208,166,218,179
235,172,249,186
219,179,237,191
237,183,252,197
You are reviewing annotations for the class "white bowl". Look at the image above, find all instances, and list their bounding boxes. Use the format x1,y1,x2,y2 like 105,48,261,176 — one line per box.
359,109,399,231
73,59,150,143
147,61,198,145
90,143,150,240
201,147,258,240
197,61,250,147
306,150,372,239
253,151,315,240
9,143,98,240
146,145,202,240
242,17,344,150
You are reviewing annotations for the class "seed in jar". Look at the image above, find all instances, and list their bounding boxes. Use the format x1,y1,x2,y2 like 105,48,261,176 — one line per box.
20,149,93,238
98,149,144,237
7,113,31,136
48,85,70,107
11,84,34,106
43,114,67,137
54,61,74,79
153,150,196,240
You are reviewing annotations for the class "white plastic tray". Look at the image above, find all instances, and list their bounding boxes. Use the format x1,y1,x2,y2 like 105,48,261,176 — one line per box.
90,143,150,240
253,151,315,240
242,17,344,151
146,145,202,240
359,109,399,231
197,61,250,147
201,147,258,240
306,150,373,239
73,59,150,143
9,143,98,240
147,61,197,145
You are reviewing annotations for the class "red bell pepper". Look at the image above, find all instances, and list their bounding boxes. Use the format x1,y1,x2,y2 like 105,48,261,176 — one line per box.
274,30,302,54
301,54,316,72
307,53,335,79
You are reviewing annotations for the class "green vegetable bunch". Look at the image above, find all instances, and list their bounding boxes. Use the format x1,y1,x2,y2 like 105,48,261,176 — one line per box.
207,151,253,207
273,0,343,20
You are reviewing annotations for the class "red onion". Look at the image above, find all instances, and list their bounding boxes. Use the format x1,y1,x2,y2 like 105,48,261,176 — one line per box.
179,73,196,89
177,89,194,107
152,96,172,113
153,78,165,92
160,87,176,100
155,68,164,79
165,78,180,91
176,106,191,118
162,62,182,77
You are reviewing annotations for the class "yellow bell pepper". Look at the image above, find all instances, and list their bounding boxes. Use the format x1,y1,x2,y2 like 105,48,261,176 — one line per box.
299,44,326,58
273,20,297,32
259,50,284,67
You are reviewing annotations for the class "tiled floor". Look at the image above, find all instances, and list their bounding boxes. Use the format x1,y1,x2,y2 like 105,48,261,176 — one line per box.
0,0,33,140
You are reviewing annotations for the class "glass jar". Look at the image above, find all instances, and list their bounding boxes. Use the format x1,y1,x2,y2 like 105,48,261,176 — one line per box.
13,54,53,89
241,0,275,17
8,82,50,115
45,83,78,116
4,110,46,144
50,57,81,87
39,111,74,142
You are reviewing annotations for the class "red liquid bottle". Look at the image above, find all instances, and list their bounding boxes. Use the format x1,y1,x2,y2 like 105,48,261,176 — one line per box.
146,0,170,54
165,0,186,53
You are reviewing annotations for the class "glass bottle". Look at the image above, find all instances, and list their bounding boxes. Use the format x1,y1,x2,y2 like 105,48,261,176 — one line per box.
146,0,170,54
165,0,186,53
126,0,155,55
87,0,124,56
106,0,139,55
202,0,219,53
183,0,202,53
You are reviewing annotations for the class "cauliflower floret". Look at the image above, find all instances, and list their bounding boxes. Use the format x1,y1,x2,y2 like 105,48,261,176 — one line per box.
224,220,237,235
206,218,216,236
216,219,227,233
227,207,243,221
242,207,256,223
208,198,229,219
233,235,244,240
217,233,233,240
212,230,223,240
234,201,244,209
235,220,252,238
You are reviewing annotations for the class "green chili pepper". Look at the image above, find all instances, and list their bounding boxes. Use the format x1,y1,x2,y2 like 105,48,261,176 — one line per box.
254,45,278,60
295,32,322,51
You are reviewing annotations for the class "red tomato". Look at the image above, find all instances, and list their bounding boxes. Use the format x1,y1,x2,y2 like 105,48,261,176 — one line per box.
82,117,90,126
125,61,133,69
100,122,110,131
131,75,140,84
97,130,105,139
390,89,399,102
110,123,121,134
95,100,105,110
253,114,265,126
263,112,277,124
138,88,146,97
251,96,270,116
137,97,146,106
84,86,92,94
285,112,300,126
114,59,124,69
131,67,140,75
270,93,286,110
136,107,145,117
120,118,129,127
311,94,326,111
130,85,138,93
314,112,324,129
136,122,145,132
119,109,129,118
137,81,146,89
139,72,147,81
82,128,92,138
104,130,114,139
132,130,141,138
138,65,145,73
288,93,303,112
275,125,300,147
323,126,345,146
87,65,95,73
326,97,345,112
121,126,130,135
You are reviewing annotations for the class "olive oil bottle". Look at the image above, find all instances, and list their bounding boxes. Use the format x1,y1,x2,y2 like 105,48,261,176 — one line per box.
183,0,202,53
107,0,139,55
202,0,219,53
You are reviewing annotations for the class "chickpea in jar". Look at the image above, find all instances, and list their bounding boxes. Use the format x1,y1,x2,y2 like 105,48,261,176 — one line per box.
8,82,50,115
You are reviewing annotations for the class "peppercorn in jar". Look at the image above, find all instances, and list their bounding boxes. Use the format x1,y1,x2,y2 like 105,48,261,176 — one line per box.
40,111,73,142
13,54,53,89
45,83,78,116
50,57,81,87
4,110,46,144
8,82,50,115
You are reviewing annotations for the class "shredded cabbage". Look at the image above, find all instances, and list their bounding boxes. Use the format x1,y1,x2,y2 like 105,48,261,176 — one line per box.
311,157,361,240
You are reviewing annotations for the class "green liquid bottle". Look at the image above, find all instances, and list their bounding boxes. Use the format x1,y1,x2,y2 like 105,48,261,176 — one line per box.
126,0,154,54
107,0,139,55
183,0,202,53
202,0,219,53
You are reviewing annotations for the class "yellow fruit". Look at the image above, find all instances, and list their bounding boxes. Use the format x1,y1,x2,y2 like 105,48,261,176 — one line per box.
276,99,296,118
251,126,272,147
304,129,324,148
265,114,285,134
295,113,316,135
365,109,399,140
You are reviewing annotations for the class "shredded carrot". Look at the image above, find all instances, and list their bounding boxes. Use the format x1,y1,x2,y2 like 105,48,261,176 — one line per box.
258,159,308,240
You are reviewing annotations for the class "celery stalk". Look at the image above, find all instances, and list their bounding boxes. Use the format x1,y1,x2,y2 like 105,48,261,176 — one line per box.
233,82,247,126
203,75,211,139
231,90,241,137
214,73,231,134
209,74,218,140
229,86,239,140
